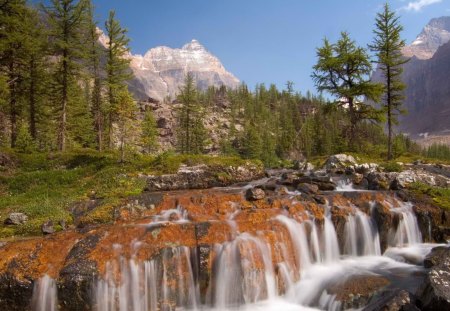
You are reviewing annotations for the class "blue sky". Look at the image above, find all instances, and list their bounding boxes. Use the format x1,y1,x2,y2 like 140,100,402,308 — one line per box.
40,0,450,94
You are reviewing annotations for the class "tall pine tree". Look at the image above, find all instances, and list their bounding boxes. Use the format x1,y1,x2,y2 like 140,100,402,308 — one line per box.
105,10,132,149
44,0,87,151
370,3,409,160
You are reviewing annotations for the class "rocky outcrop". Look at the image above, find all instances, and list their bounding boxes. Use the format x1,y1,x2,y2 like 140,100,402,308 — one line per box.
363,289,419,311
4,213,28,225
143,162,264,192
329,275,390,310
417,246,450,311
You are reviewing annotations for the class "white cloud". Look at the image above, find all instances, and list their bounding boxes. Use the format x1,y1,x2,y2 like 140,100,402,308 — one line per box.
401,0,442,12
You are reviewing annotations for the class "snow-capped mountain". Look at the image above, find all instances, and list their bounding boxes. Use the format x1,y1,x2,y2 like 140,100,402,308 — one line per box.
127,39,240,101
402,16,450,59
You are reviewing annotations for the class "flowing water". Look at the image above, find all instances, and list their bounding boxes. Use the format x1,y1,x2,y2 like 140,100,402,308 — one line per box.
31,193,438,311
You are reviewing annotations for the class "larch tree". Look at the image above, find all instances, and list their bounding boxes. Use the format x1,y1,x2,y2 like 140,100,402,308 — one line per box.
370,3,409,160
312,32,383,150
105,10,132,149
44,0,87,151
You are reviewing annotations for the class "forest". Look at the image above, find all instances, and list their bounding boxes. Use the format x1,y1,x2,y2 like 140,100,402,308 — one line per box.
1,0,450,166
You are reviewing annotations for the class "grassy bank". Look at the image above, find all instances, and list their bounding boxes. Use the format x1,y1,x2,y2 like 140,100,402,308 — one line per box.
0,149,260,238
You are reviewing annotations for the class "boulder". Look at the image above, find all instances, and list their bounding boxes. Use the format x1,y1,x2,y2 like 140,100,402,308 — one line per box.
325,154,357,170
41,220,55,235
297,183,319,194
328,275,390,310
4,213,28,225
352,173,364,185
367,172,389,191
245,188,266,201
363,289,419,311
417,246,450,311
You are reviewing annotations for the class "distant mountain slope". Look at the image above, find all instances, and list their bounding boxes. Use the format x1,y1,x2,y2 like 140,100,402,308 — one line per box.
402,16,450,60
127,40,240,101
372,16,450,138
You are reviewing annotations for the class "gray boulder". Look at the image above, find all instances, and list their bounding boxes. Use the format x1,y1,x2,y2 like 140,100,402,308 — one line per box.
245,188,266,201
324,154,357,170
4,213,28,225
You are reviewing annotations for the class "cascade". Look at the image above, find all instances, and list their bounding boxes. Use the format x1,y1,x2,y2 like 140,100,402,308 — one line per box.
29,192,440,311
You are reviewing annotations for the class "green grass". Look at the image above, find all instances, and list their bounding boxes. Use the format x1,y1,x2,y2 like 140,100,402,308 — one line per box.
0,149,260,238
410,182,450,211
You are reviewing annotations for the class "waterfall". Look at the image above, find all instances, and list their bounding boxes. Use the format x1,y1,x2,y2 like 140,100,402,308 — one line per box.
390,202,422,247
344,210,381,256
94,247,197,311
30,193,436,311
31,275,58,311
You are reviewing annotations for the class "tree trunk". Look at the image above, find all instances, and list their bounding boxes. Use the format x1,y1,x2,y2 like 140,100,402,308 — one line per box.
8,59,17,148
29,57,37,140
387,67,393,160
58,53,68,152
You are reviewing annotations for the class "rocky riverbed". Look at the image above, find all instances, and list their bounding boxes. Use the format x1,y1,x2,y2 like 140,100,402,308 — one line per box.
0,154,449,311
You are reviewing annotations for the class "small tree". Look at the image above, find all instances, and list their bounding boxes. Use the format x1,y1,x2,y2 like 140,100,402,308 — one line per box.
114,88,136,162
141,110,159,153
370,3,409,160
312,32,383,150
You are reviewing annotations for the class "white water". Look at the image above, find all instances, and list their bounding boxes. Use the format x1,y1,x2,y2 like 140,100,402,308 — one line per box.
33,197,437,311
31,274,58,311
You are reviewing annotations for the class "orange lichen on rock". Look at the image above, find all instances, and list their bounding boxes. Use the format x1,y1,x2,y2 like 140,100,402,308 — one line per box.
0,231,81,281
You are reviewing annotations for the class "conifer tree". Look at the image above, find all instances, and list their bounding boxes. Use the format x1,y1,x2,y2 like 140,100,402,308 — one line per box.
177,73,206,154
141,110,159,153
312,32,383,150
115,88,136,162
0,0,33,147
370,3,409,160
105,10,132,149
44,0,87,151
79,0,105,151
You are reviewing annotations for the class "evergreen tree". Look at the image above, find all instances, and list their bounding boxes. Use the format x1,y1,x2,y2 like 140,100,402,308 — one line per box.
177,73,206,154
83,0,104,151
370,3,409,160
105,10,132,149
0,0,34,147
141,110,159,153
312,32,383,150
242,123,262,159
44,0,87,151
115,88,136,162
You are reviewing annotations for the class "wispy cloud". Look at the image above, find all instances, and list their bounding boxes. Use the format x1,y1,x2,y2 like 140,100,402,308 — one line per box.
401,0,442,12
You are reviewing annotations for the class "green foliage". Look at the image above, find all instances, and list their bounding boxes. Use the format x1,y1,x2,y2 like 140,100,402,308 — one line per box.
423,143,450,161
176,73,207,154
141,110,159,153
381,161,403,172
370,3,409,160
15,123,36,153
312,32,383,149
410,182,450,211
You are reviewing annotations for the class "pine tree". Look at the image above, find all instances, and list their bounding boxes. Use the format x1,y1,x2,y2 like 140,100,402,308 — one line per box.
0,0,34,147
44,0,87,151
141,110,159,154
176,73,206,154
114,88,136,162
370,3,409,160
312,32,383,150
105,10,132,149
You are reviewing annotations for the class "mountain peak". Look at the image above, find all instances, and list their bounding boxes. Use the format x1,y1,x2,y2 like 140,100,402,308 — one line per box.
182,39,206,51
403,16,450,59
